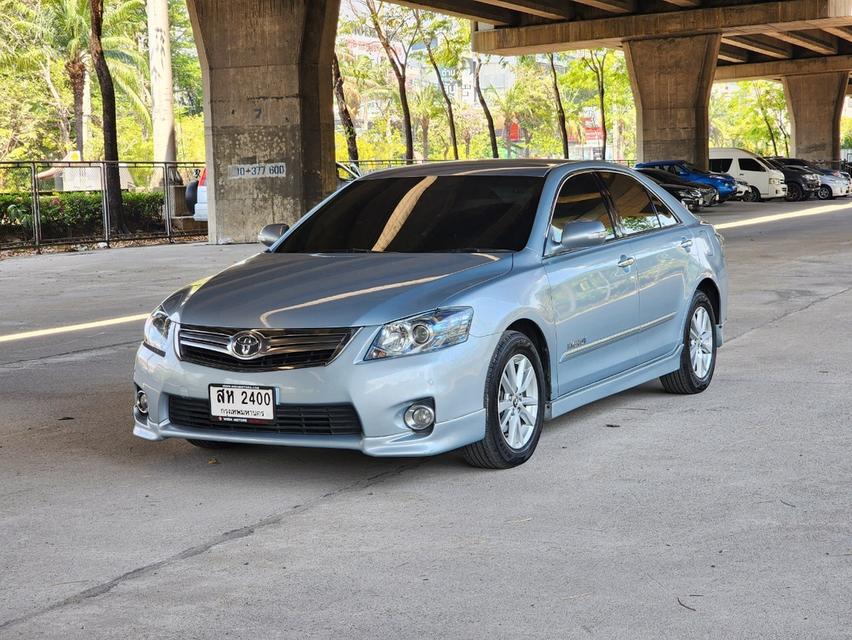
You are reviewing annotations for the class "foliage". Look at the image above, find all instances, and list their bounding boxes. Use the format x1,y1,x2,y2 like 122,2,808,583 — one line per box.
710,81,790,156
0,189,165,241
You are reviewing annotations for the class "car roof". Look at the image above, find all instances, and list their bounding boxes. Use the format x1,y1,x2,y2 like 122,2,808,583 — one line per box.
361,159,578,179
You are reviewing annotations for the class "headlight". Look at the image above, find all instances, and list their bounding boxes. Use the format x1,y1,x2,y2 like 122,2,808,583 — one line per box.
143,305,172,355
365,307,473,361
769,177,781,185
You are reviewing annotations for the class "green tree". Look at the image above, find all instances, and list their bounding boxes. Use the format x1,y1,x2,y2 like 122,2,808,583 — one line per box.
1,0,146,159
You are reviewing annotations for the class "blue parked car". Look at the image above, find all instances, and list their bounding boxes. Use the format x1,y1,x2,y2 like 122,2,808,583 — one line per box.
636,160,737,202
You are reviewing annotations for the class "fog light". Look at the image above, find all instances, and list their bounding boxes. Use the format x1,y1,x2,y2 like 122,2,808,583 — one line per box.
404,402,435,431
135,390,149,416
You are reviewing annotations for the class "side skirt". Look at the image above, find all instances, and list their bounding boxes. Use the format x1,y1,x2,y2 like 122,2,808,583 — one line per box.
545,346,682,420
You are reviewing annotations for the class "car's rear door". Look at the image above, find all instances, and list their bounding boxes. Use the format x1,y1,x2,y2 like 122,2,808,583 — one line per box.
599,171,690,364
543,171,640,396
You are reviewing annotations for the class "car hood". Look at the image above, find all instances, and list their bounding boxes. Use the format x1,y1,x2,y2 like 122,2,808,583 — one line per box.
169,251,512,329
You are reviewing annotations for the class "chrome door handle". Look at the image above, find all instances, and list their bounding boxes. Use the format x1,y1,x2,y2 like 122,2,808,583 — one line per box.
617,255,635,268
680,237,694,250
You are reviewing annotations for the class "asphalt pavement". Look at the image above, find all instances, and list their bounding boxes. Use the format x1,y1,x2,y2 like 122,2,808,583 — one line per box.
1,198,850,638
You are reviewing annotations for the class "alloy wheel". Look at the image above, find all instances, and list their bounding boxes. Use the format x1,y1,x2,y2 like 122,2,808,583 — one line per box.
497,354,539,450
689,306,714,379
818,186,832,200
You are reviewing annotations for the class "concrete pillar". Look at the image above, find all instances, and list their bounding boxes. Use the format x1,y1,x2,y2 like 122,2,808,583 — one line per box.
624,34,721,170
783,71,848,163
187,0,340,244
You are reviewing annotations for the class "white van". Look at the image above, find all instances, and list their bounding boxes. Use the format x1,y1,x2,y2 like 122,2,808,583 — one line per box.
710,148,787,201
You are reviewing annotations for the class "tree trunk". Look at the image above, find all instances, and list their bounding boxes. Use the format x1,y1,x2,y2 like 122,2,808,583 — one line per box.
66,57,86,158
146,0,177,186
332,53,359,163
598,79,607,160
418,22,458,160
90,0,125,233
474,55,498,159
548,54,569,159
367,2,413,162
421,118,429,159
43,63,72,151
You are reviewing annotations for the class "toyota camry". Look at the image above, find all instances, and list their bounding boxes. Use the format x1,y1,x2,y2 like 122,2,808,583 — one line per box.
133,160,727,468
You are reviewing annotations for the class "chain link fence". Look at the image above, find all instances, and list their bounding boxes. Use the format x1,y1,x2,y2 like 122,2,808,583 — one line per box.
0,161,206,251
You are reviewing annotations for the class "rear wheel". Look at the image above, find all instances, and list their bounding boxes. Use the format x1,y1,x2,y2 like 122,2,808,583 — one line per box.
660,291,717,395
785,183,802,202
463,331,545,469
817,185,833,200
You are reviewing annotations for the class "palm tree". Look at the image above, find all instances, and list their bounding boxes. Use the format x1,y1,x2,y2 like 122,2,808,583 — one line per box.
410,85,445,160
2,0,146,158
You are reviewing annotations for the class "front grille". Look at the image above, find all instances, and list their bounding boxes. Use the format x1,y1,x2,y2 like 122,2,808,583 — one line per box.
168,395,362,436
178,325,355,371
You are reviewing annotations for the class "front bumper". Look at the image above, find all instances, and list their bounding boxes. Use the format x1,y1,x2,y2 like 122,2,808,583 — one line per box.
133,326,495,457
768,184,788,198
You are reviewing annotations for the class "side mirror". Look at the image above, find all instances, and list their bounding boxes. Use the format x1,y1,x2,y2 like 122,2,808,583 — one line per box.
554,220,607,254
258,223,289,247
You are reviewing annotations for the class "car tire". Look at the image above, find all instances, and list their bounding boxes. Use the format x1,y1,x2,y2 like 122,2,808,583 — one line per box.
785,183,802,202
463,331,545,469
660,291,717,395
743,186,761,202
817,185,833,200
187,439,236,449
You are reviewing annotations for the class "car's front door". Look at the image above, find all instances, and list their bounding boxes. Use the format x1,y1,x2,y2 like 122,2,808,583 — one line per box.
543,171,640,397
598,171,690,364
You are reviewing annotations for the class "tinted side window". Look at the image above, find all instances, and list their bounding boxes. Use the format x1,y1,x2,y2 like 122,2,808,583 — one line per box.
710,158,732,173
552,172,615,240
739,158,765,172
599,171,661,236
649,192,680,227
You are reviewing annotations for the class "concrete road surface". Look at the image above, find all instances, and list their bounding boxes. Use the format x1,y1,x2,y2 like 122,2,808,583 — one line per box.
1,199,850,638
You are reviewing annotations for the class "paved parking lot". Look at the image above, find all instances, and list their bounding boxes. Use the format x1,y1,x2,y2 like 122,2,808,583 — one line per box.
1,198,851,638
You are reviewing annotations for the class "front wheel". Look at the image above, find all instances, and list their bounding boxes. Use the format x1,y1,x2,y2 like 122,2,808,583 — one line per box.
817,185,833,200
785,183,802,202
660,291,717,394
463,331,545,469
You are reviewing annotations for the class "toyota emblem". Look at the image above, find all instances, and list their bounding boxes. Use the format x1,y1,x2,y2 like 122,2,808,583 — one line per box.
229,331,264,358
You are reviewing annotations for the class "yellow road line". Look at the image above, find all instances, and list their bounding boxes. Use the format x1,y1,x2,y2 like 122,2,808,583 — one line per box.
0,313,148,344
715,202,851,230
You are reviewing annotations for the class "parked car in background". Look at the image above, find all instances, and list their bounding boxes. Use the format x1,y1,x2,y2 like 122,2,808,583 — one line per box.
709,148,787,202
760,157,820,202
771,157,850,200
734,180,750,201
134,160,727,469
637,167,718,211
635,160,738,202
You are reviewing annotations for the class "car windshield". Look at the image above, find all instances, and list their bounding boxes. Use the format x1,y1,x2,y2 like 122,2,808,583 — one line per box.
276,175,544,253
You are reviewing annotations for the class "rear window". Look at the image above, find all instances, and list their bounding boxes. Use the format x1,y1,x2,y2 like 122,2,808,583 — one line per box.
277,176,544,253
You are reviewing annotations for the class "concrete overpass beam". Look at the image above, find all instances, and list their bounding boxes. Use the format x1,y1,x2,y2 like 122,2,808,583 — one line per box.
783,71,848,162
187,0,339,244
624,34,721,170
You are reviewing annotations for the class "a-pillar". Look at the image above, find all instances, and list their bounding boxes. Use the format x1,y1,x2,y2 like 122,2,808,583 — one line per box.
783,71,848,163
624,34,721,170
187,0,340,244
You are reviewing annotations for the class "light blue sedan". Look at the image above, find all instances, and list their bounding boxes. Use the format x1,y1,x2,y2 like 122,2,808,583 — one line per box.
134,160,727,469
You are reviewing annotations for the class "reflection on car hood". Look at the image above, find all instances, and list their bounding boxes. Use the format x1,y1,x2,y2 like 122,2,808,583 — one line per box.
173,251,512,329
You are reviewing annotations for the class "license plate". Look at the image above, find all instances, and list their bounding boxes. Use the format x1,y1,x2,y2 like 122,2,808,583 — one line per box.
209,385,275,423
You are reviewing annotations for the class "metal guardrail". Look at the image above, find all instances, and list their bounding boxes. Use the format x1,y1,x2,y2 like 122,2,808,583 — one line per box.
0,160,206,251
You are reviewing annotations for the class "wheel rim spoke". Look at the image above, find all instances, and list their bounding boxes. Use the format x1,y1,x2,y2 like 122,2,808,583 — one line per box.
688,306,714,379
497,354,539,451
